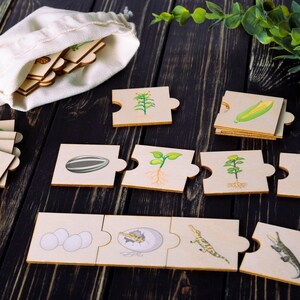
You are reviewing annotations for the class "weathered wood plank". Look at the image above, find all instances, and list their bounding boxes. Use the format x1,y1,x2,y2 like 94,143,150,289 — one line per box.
0,0,14,30
0,0,173,299
107,0,253,298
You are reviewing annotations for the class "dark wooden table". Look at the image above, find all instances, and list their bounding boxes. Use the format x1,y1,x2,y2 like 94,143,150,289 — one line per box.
0,0,300,299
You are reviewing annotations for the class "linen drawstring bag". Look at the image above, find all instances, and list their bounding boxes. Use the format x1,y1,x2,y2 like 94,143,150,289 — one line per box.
0,6,140,111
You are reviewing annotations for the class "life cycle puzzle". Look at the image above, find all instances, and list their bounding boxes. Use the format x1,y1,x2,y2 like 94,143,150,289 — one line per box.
214,91,294,140
51,144,126,187
240,222,300,286
277,152,300,198
0,120,22,188
121,144,199,193
200,150,275,195
27,213,249,271
112,86,180,127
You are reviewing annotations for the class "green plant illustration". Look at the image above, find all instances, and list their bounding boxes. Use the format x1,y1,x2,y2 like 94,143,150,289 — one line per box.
147,151,182,185
224,154,247,188
134,91,155,115
151,0,300,74
70,40,93,51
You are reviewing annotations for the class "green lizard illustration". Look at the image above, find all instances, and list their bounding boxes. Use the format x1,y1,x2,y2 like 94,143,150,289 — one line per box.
268,232,300,279
189,225,230,264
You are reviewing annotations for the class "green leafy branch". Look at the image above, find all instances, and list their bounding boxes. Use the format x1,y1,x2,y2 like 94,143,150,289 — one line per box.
150,151,182,168
224,154,244,180
151,0,300,73
134,91,155,115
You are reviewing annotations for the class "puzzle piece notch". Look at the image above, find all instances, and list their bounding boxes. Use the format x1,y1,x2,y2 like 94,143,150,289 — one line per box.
167,217,249,271
122,144,199,193
240,222,300,286
277,152,300,198
51,144,127,187
200,150,275,195
112,86,180,127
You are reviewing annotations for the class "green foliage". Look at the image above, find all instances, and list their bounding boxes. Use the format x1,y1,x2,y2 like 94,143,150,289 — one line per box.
150,151,182,168
224,155,245,179
151,1,300,73
134,91,155,115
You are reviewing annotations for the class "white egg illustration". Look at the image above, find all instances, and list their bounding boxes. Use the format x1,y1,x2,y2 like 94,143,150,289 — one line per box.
40,233,59,250
63,234,82,252
54,228,69,245
78,231,92,249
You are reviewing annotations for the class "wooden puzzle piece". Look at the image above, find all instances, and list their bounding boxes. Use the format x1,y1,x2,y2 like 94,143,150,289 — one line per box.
62,41,105,74
0,150,15,179
112,86,180,127
27,51,64,80
122,145,199,193
96,215,179,268
214,91,287,137
51,144,126,187
200,150,275,195
17,78,40,95
274,100,294,138
52,58,65,72
167,217,249,271
0,120,15,131
0,130,23,144
240,222,300,286
63,39,103,63
27,213,111,265
277,153,300,198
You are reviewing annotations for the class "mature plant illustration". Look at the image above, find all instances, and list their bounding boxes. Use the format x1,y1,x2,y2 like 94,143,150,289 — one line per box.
134,91,155,115
268,231,300,279
224,154,247,188
146,151,182,185
234,100,273,123
152,0,300,74
189,225,230,264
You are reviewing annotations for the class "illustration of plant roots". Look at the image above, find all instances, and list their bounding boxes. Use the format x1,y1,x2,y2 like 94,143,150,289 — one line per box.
146,151,182,186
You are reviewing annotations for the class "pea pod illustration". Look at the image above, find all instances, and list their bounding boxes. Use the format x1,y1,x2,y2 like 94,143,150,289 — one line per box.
234,100,273,123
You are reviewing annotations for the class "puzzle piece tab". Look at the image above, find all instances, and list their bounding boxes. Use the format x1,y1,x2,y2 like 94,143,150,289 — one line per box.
200,150,275,195
167,217,249,271
122,145,199,193
240,222,300,286
96,215,179,268
278,153,300,198
112,86,180,127
51,144,126,187
27,213,111,265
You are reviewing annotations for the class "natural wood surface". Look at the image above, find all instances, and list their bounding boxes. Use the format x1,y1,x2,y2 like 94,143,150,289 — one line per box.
0,0,300,299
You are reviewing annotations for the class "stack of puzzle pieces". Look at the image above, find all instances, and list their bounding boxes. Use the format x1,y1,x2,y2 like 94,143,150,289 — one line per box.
16,39,105,96
214,91,294,140
0,120,22,187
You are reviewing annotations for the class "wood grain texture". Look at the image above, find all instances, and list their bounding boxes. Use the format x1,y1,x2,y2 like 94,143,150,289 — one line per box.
0,0,300,299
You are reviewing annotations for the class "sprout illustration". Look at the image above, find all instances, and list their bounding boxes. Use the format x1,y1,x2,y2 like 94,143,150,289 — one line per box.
134,91,155,115
147,151,182,185
224,154,247,188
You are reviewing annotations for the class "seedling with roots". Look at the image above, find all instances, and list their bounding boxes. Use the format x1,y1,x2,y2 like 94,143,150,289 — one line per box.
147,151,182,185
134,91,155,115
224,154,247,188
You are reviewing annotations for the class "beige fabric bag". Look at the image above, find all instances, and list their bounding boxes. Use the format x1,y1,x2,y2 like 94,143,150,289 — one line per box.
0,6,140,111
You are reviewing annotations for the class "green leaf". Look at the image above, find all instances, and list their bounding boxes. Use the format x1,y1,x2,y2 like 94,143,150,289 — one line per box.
227,168,237,173
237,157,245,160
292,1,300,13
192,8,206,24
160,12,175,24
267,7,286,25
269,26,282,38
242,6,264,35
227,155,238,160
172,5,191,25
274,54,300,59
166,152,182,160
232,2,242,13
206,1,224,16
151,151,164,159
256,30,274,44
225,13,242,29
278,21,291,37
151,13,163,25
289,12,300,28
150,159,163,165
288,64,300,73
205,12,220,20
294,45,300,50
291,28,300,45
